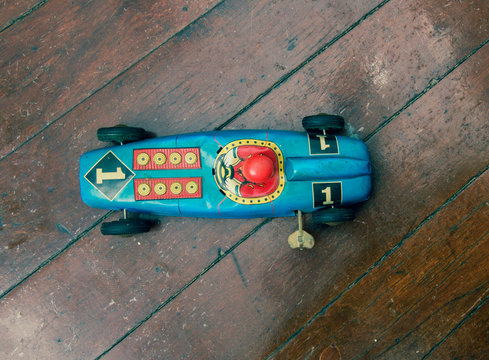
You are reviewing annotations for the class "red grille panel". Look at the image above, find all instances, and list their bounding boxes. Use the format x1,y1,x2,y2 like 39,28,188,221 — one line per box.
134,177,202,200
133,148,201,170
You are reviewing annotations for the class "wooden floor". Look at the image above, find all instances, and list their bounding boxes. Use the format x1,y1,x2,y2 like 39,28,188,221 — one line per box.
1,0,488,359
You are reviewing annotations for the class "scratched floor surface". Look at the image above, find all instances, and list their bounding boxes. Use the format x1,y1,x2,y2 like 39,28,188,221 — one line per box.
1,0,488,359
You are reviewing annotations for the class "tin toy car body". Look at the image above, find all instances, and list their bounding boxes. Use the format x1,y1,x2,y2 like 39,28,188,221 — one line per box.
79,114,372,248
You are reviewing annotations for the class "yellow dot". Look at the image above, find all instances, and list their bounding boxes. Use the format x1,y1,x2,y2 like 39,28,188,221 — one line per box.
169,152,182,165
153,152,166,165
136,152,150,166
185,152,197,165
170,182,182,195
186,181,199,194
137,183,151,196
154,182,167,195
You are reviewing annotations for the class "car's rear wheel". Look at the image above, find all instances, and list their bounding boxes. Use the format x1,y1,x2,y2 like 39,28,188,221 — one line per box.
97,125,151,144
100,218,154,235
312,207,355,225
302,114,344,132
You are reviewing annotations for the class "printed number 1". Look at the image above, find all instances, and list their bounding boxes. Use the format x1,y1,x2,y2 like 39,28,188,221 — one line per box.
96,167,126,184
322,186,334,205
316,135,330,151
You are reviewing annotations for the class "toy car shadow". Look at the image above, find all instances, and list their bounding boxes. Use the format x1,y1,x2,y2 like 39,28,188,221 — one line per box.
79,114,372,249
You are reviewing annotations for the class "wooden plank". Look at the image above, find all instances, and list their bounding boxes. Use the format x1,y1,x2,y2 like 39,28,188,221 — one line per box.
374,212,489,359
0,217,266,359
227,0,489,138
74,2,489,360
426,291,489,359
0,0,383,295
271,174,489,359
0,0,382,160
0,0,43,32
265,47,489,358
0,0,222,159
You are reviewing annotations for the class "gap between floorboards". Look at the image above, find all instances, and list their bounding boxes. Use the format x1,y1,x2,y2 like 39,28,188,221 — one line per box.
0,0,49,33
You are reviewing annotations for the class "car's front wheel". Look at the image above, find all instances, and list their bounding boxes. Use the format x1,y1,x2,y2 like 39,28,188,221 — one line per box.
302,114,344,132
312,207,355,225
97,125,151,144
100,218,155,236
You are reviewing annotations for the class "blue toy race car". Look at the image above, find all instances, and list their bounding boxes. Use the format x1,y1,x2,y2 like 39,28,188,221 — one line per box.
79,114,372,249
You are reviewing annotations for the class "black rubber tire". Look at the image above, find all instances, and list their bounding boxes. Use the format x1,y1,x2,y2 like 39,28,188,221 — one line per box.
302,114,345,132
312,207,355,224
100,218,154,235
97,125,151,143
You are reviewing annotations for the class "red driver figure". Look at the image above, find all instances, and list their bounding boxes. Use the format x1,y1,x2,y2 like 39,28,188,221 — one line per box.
227,145,279,198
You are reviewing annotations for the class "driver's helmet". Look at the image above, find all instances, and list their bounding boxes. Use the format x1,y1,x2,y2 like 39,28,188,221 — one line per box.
241,154,274,183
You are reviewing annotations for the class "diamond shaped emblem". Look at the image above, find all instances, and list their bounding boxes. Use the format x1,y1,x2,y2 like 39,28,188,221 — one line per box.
84,151,135,201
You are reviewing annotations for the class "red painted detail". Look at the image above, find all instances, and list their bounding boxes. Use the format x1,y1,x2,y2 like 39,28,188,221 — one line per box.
242,155,274,183
217,196,226,216
233,145,279,198
133,148,201,170
240,175,279,197
214,133,223,148
134,177,202,201
236,145,275,160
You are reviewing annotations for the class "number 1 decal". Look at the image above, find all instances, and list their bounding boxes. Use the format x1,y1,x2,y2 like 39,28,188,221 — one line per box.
313,182,342,208
317,135,331,151
84,151,135,201
96,167,126,184
308,133,339,155
321,186,334,205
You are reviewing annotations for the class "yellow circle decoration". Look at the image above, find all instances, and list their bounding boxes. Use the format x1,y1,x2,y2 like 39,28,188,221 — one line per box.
169,152,182,165
184,152,197,165
154,182,167,195
137,183,151,196
136,152,150,166
153,152,166,165
186,181,199,194
170,182,182,195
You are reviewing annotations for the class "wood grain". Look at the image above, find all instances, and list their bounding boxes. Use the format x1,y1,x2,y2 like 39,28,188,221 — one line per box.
0,217,267,359
274,173,489,359
426,286,489,359
0,0,221,158
268,48,489,359
0,0,43,31
0,0,383,295
227,0,489,137
1,0,488,358
0,0,383,160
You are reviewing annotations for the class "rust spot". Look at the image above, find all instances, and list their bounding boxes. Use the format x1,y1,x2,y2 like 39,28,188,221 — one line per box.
8,235,29,249
5,198,24,214
274,62,286,71
320,344,341,360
